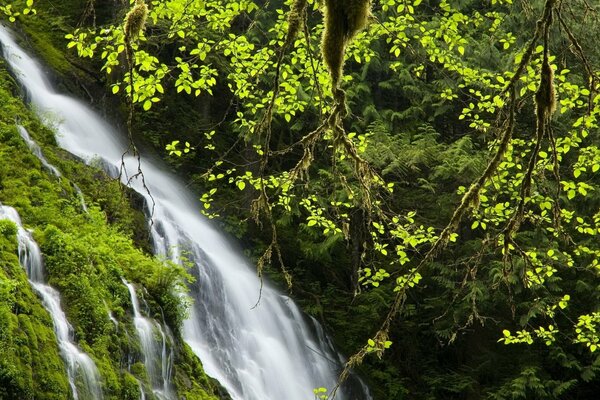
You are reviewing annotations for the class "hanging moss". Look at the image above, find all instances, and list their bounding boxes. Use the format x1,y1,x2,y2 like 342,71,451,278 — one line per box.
535,56,557,119
284,0,308,48
124,0,148,44
321,0,372,90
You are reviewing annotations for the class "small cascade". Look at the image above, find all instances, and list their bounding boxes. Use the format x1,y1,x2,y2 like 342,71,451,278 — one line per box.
16,124,61,177
123,279,174,400
138,379,147,400
157,323,175,398
104,301,119,330
16,124,88,212
73,183,89,212
0,204,103,400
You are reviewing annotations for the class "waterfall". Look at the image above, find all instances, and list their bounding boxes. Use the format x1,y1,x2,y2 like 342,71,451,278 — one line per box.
0,204,103,400
0,24,372,400
123,278,175,400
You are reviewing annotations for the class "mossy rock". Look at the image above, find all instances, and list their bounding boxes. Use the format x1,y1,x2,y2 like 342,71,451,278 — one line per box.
0,235,70,399
0,15,230,400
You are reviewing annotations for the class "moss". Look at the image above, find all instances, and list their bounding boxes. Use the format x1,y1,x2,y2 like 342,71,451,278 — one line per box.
121,372,143,400
174,342,229,400
18,15,73,76
124,1,148,43
321,0,371,89
26,0,90,26
0,225,70,399
0,40,227,399
284,0,307,48
0,219,17,238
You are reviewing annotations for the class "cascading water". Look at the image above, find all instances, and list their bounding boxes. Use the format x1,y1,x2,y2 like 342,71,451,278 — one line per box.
0,24,372,400
123,278,175,400
105,302,120,330
16,123,88,211
17,124,62,177
0,204,103,400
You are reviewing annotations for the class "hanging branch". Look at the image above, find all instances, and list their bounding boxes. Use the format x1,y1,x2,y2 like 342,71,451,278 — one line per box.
253,0,308,146
503,0,557,247
121,0,156,220
251,0,381,300
249,0,309,303
556,7,597,116
549,4,599,231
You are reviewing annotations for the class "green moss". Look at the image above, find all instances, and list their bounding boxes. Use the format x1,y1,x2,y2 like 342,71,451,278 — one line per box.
321,0,371,89
0,224,69,399
0,36,226,400
16,6,77,77
0,220,17,238
173,342,229,400
121,372,143,400
124,1,148,43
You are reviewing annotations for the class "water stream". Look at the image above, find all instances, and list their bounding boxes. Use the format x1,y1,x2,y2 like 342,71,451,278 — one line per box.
0,24,371,400
16,123,62,177
16,123,88,211
0,204,103,400
123,278,175,399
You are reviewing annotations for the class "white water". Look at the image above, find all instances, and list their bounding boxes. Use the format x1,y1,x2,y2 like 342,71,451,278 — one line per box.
0,205,103,400
105,302,119,330
16,123,88,211
123,279,175,400
16,124,62,177
0,24,371,400
138,379,147,400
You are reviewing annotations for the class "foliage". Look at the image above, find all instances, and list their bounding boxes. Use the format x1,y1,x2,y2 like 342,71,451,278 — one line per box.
1,0,36,23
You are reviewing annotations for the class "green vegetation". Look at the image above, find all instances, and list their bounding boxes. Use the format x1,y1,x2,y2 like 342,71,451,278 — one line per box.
0,41,222,399
0,219,69,400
